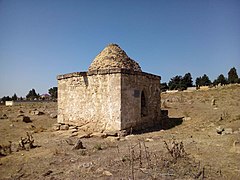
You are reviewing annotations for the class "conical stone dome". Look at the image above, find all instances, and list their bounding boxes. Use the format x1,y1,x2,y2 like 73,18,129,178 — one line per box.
88,44,142,72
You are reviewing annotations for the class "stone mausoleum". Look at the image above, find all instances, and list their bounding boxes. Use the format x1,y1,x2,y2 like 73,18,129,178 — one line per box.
57,44,162,132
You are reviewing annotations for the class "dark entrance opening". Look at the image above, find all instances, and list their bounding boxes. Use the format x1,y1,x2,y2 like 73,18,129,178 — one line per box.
141,91,147,117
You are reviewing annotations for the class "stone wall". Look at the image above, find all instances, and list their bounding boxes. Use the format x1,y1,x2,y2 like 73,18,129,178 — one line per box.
58,71,121,132
57,69,161,132
121,73,161,130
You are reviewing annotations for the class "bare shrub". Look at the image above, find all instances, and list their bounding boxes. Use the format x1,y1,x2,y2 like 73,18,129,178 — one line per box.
0,141,12,156
18,132,35,150
164,139,186,160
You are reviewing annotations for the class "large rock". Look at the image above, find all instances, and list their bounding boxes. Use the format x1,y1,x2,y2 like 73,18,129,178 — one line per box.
50,113,57,119
52,123,61,131
31,110,44,115
105,131,118,137
118,130,128,137
0,114,8,119
222,128,233,135
216,126,224,134
91,132,107,138
72,139,84,150
22,116,32,123
183,117,191,121
60,124,69,130
211,99,216,106
17,114,24,118
103,170,113,176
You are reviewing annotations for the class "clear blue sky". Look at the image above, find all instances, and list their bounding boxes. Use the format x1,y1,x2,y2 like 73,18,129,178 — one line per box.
0,0,239,97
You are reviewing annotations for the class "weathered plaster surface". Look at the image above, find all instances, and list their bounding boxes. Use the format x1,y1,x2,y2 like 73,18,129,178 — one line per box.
58,69,161,131
58,71,121,131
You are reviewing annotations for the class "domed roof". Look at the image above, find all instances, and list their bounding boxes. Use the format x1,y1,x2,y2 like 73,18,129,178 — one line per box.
88,44,142,72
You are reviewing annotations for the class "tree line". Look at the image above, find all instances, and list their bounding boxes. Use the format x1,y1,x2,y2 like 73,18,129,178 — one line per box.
1,67,239,101
161,67,239,91
0,87,58,102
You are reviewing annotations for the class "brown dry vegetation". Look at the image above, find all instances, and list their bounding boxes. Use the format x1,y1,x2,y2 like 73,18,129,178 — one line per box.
0,85,240,179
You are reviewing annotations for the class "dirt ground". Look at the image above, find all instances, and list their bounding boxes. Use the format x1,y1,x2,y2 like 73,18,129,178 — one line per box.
0,84,240,179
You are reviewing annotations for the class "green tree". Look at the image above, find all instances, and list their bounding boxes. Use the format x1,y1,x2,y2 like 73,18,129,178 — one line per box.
48,87,58,99
1,96,12,102
160,82,169,92
213,74,227,86
228,67,238,84
195,77,201,87
12,93,18,101
168,73,193,90
182,72,193,88
196,74,212,86
168,75,183,90
26,89,39,100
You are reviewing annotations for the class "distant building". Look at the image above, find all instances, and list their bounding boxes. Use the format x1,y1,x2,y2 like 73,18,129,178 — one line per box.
57,44,162,132
198,86,210,90
166,90,179,93
5,101,14,106
186,87,197,91
40,94,51,100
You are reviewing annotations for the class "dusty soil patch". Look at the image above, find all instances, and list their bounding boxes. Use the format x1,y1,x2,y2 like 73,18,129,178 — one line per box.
0,85,240,179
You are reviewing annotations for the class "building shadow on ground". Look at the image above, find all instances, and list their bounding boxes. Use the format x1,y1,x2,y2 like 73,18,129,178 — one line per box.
132,117,183,135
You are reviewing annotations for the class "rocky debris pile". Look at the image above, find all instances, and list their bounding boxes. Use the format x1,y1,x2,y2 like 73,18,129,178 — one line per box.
216,126,240,135
52,123,131,140
88,44,142,72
